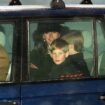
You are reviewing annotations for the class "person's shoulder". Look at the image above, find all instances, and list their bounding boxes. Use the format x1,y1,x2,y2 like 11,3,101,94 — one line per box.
69,53,84,61
30,48,41,59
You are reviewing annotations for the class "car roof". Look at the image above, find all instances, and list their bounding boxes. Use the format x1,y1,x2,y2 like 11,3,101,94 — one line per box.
0,5,105,11
0,5,105,17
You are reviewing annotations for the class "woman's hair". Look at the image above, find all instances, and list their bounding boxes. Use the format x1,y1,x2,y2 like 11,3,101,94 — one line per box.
62,30,84,52
0,44,9,81
32,30,48,54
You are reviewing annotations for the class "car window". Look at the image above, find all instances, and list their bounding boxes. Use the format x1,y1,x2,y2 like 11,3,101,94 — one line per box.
0,22,14,81
28,17,105,82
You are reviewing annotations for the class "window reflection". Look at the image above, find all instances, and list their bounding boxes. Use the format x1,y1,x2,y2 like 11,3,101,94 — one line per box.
96,20,105,76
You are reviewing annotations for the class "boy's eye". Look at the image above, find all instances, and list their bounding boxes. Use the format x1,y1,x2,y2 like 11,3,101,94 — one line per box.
52,53,56,55
52,52,64,56
59,52,63,55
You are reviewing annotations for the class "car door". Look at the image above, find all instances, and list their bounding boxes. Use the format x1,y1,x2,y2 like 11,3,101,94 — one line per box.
19,7,105,105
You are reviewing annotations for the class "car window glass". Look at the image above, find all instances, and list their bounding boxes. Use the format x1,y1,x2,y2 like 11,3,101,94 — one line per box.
29,18,95,82
0,23,13,81
96,19,105,76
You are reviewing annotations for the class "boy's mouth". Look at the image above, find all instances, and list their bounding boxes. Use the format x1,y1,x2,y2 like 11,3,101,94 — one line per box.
55,60,61,64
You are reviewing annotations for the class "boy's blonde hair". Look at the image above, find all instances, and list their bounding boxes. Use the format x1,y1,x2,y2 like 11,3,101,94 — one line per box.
49,38,69,53
62,30,84,52
0,44,9,81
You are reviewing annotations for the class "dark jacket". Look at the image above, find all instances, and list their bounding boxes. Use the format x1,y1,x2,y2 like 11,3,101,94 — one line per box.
30,39,48,71
49,59,85,80
30,49,44,69
67,53,90,76
30,49,53,81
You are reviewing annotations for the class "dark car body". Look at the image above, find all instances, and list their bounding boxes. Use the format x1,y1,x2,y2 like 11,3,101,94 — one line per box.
0,5,105,105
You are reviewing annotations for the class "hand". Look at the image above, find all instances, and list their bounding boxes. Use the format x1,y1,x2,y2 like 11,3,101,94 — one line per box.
30,63,38,70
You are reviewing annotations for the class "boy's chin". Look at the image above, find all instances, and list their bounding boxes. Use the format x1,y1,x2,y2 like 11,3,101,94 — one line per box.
54,61,64,65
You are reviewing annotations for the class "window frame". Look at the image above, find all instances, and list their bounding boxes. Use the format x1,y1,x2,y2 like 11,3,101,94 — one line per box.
0,18,22,83
26,16,105,83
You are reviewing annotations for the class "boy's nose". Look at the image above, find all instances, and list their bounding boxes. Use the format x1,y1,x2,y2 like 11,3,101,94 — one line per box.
55,54,59,58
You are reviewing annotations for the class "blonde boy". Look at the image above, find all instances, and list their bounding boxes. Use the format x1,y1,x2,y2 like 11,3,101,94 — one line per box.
62,30,90,76
49,38,69,65
62,30,84,55
48,38,84,80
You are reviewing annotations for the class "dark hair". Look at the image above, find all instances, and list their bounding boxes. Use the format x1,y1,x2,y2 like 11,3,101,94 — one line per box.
36,22,70,36
32,30,43,42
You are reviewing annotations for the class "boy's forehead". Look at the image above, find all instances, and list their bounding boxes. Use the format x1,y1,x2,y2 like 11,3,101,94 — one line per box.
52,48,65,52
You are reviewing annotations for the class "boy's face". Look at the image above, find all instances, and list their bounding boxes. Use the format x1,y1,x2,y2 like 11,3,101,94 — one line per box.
43,32,60,45
50,48,68,65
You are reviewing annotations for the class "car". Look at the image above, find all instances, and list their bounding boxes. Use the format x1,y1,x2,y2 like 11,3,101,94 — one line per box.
0,2,105,105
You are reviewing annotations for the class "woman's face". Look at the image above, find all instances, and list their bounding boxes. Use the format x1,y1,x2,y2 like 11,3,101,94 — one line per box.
43,32,60,45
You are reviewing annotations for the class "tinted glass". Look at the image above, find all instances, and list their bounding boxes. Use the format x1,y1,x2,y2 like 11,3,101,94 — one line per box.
29,18,94,81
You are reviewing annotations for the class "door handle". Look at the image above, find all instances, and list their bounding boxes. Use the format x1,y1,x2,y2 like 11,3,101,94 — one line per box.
0,101,18,105
100,95,105,100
